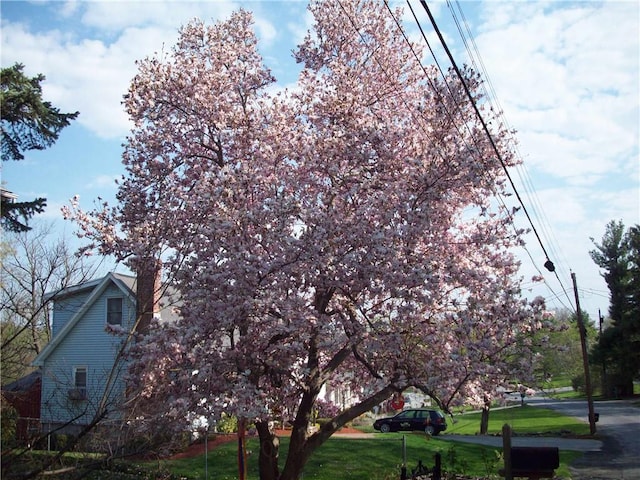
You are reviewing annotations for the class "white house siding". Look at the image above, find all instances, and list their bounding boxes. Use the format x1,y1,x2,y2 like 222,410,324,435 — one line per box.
40,283,137,432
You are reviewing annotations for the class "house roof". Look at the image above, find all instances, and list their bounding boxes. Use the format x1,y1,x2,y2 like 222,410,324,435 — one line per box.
43,272,137,302
1,187,18,202
32,273,138,367
1,370,41,392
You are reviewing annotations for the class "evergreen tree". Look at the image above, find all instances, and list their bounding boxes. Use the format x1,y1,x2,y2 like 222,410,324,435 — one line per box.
1,63,79,232
589,220,640,396
627,225,640,331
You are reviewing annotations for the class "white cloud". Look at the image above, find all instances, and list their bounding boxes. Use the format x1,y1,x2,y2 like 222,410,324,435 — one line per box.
1,21,143,138
1,0,636,318
254,16,278,46
85,174,119,190
472,1,639,186
535,186,593,226
77,1,240,32
60,1,81,18
1,2,290,139
465,1,639,316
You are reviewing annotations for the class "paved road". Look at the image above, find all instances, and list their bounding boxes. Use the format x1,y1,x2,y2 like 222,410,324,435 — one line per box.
530,397,640,480
438,397,639,479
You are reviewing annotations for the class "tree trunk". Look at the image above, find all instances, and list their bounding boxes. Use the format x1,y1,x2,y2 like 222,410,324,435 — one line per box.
278,388,318,480
480,403,490,435
256,421,280,480
279,419,322,480
277,385,398,480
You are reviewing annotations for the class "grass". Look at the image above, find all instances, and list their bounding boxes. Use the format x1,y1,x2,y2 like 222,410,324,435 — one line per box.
160,405,590,479
163,434,582,479
541,374,573,389
165,435,503,479
444,404,592,436
8,406,589,479
549,389,585,400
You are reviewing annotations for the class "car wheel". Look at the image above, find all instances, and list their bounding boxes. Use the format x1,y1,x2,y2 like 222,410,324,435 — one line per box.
424,425,435,435
380,423,391,433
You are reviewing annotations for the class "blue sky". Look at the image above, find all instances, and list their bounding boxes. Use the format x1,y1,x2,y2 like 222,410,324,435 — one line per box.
1,0,638,320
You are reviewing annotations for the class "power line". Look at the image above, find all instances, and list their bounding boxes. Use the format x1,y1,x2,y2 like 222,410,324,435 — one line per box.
415,0,578,312
385,0,573,311
440,0,576,310
446,0,574,283
335,0,576,312
418,0,552,267
395,0,573,311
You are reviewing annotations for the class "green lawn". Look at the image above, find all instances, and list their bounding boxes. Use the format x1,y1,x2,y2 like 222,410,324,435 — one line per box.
166,435,503,479
540,374,573,389
445,404,592,436
160,405,589,479
0,404,603,479
163,433,582,480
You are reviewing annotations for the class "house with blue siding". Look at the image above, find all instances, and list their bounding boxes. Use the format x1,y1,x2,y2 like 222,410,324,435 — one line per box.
32,271,174,435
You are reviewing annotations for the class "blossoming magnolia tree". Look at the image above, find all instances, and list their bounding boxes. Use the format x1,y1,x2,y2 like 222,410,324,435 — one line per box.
65,1,549,479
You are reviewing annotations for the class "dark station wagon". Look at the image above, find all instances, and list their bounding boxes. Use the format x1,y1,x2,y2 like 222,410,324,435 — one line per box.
373,408,447,435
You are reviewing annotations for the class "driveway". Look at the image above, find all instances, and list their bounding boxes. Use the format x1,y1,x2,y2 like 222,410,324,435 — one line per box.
530,397,640,480
440,433,602,452
437,397,639,479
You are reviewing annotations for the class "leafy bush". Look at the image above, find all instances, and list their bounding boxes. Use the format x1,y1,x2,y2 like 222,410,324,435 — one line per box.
83,461,182,479
0,401,18,449
351,413,374,426
315,418,331,428
314,398,340,418
571,374,585,393
52,433,71,450
216,413,238,433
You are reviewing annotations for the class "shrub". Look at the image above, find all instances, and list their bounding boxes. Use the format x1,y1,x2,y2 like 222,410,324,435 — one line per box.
314,398,340,418
0,401,18,449
571,375,585,393
52,433,71,450
216,413,237,433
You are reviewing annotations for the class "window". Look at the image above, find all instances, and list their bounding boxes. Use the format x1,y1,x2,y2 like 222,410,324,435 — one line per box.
69,366,87,400
74,366,87,390
396,410,415,419
107,297,123,325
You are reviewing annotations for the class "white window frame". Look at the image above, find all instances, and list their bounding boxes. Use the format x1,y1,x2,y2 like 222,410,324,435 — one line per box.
69,366,88,400
106,297,123,326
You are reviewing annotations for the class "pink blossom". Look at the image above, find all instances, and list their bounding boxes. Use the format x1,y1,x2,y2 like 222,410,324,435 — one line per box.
66,3,553,478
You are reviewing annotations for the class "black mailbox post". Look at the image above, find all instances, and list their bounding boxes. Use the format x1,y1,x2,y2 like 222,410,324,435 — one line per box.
499,424,560,480
510,446,559,478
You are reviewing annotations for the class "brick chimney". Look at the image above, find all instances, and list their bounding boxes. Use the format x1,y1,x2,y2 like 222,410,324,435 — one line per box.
135,257,162,335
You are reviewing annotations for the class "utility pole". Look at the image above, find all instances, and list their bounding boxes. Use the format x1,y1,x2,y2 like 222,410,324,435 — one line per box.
572,272,596,434
599,309,607,397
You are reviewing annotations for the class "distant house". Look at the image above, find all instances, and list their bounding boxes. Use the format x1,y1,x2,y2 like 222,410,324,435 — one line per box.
1,370,41,442
32,271,175,436
31,270,371,438
1,187,18,203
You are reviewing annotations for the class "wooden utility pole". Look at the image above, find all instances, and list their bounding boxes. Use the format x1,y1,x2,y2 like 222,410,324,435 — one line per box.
599,309,608,397
572,272,597,434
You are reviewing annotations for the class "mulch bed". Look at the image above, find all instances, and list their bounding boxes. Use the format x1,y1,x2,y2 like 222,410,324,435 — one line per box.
169,434,235,459
169,426,363,460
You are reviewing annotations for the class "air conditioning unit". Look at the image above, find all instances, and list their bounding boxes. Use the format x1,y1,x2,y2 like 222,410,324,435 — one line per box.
68,388,87,400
